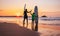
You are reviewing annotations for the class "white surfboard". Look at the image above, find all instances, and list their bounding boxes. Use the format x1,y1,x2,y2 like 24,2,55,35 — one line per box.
24,4,26,11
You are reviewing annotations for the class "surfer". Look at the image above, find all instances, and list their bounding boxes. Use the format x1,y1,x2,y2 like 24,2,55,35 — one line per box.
23,9,32,27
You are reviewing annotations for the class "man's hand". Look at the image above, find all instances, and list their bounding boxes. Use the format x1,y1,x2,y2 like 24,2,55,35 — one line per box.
30,10,32,12
27,10,32,13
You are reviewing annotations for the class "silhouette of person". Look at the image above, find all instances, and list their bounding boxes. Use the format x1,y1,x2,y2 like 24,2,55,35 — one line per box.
23,9,31,27
30,12,36,30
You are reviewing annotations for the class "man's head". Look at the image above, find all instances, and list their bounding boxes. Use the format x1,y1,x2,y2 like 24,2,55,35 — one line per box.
25,9,27,11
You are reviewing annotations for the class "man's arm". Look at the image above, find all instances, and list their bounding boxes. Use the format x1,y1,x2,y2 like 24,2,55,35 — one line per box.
27,10,32,13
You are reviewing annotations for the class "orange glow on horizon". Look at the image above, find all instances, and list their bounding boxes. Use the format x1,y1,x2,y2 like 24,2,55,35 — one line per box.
0,9,60,17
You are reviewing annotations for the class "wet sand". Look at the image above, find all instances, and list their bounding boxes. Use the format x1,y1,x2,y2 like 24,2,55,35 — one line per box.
0,22,40,36
38,23,60,36
39,24,60,30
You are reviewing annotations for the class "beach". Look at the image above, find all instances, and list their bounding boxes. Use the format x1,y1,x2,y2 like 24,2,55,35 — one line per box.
0,22,40,36
0,17,60,36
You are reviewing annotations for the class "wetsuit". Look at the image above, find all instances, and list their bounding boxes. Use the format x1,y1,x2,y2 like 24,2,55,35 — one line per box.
24,10,28,19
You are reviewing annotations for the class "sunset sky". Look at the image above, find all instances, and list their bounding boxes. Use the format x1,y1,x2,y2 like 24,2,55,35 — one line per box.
0,0,60,17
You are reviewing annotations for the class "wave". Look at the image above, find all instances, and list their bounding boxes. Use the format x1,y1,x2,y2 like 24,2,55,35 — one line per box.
40,17,60,21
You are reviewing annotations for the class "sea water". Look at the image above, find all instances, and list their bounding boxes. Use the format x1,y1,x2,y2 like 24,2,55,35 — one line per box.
0,17,60,24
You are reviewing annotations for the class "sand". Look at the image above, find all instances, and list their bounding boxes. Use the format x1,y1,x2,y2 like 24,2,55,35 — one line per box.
0,22,40,36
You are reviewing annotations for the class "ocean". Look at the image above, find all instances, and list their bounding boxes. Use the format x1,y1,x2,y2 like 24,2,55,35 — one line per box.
0,17,60,25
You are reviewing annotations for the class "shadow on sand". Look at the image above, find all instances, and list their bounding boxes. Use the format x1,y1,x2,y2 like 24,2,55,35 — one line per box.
0,22,40,36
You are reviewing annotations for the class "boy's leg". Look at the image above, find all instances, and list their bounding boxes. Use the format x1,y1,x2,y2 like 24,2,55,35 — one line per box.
32,21,34,30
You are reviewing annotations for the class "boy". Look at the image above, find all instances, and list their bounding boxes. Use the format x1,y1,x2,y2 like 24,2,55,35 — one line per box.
30,12,36,30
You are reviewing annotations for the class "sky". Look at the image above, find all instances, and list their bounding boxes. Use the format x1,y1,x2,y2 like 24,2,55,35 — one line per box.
0,0,60,17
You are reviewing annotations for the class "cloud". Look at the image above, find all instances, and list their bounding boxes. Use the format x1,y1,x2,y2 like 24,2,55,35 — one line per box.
0,10,3,11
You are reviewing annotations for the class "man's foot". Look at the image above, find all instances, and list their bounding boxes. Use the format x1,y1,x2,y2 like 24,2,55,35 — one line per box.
23,22,25,27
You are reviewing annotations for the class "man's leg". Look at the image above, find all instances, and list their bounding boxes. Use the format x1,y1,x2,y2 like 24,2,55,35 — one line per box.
26,18,28,28
23,18,25,27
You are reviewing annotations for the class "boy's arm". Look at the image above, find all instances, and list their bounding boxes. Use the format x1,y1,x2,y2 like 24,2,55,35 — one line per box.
35,14,38,17
30,12,32,15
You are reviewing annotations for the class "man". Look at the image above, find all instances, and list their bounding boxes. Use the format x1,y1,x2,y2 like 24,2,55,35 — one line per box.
23,9,31,27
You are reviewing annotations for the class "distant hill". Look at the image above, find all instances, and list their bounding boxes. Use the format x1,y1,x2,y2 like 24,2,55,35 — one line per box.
41,15,47,17
0,16,23,17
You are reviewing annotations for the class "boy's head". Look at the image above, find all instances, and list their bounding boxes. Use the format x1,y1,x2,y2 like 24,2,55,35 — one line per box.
33,13,35,14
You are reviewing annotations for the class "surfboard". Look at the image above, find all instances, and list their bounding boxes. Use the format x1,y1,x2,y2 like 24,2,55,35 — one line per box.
24,4,26,11
34,6,38,31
